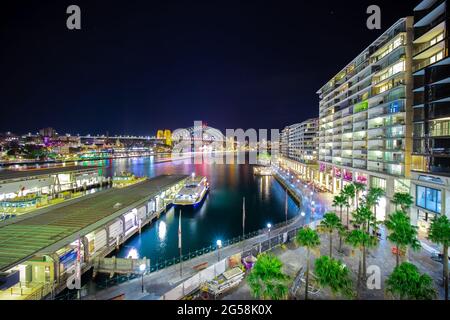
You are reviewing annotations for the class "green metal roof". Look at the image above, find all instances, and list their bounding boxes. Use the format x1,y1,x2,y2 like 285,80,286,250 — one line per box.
0,174,187,271
0,165,99,183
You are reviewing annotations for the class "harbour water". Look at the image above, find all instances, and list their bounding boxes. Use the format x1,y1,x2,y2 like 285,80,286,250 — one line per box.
97,155,306,265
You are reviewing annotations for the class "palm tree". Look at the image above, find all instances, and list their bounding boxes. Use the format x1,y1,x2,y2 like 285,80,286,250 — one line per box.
386,262,437,300
296,227,321,300
247,253,290,300
353,182,366,210
342,184,356,211
318,212,343,258
343,196,351,229
315,255,354,299
385,210,421,268
352,204,377,235
392,192,414,214
333,194,346,224
365,187,384,221
428,215,450,301
346,229,378,297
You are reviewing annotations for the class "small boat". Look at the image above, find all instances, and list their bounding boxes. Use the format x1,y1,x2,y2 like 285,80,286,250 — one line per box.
174,175,209,206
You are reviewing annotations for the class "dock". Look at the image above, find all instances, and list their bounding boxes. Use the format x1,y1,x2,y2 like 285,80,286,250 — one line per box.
0,174,188,300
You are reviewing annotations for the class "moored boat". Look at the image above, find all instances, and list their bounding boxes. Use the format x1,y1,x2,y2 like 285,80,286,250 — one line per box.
173,174,209,206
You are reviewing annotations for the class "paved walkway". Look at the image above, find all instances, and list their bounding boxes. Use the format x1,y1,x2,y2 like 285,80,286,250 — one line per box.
223,215,447,300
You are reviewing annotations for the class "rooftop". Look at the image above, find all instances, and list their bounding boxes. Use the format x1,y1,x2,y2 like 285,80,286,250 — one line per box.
0,174,187,272
0,165,100,182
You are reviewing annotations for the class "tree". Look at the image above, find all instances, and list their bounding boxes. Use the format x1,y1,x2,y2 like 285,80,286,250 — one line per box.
333,194,347,225
315,255,354,299
392,192,414,213
352,204,377,235
342,184,356,212
343,196,351,229
386,262,436,300
346,229,378,297
341,185,354,229
353,182,366,210
428,215,450,301
365,187,384,221
385,210,421,268
318,212,343,258
296,227,321,300
247,253,290,300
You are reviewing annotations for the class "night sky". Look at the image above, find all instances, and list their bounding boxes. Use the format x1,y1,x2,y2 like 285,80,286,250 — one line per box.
1,1,414,136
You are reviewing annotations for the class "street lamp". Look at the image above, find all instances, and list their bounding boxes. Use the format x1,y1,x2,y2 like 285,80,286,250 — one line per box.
139,263,146,293
267,223,272,250
216,240,222,261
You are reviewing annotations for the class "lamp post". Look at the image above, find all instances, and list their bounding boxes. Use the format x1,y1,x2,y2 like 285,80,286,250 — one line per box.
139,263,146,293
216,240,222,262
267,223,272,250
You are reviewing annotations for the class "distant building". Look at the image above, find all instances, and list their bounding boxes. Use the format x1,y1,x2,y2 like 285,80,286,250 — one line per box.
156,130,172,146
39,127,57,138
280,118,319,183
281,118,318,164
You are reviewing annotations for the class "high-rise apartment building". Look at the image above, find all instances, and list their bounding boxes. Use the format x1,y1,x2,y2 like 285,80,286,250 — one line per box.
317,17,414,220
411,0,450,234
280,118,319,182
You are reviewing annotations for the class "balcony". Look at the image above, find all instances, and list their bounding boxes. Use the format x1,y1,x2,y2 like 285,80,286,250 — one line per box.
368,161,405,176
413,49,446,73
368,139,384,150
414,1,446,40
353,159,367,169
368,99,406,119
353,141,367,150
414,35,445,57
342,158,353,167
332,150,342,157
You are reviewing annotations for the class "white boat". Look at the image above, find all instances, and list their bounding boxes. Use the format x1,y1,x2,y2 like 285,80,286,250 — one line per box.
173,175,209,206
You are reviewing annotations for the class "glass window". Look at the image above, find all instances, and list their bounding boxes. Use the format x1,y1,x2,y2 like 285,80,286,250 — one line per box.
371,177,386,191
416,185,442,214
416,186,426,208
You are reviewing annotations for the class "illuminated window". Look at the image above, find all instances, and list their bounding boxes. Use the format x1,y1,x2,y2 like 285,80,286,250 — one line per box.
430,51,444,64
416,185,441,214
370,177,386,190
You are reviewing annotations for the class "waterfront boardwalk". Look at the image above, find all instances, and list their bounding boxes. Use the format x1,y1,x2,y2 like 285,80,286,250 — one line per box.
0,175,187,273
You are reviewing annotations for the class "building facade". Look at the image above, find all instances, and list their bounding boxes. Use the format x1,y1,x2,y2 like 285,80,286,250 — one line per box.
410,0,450,235
279,118,319,182
317,17,414,221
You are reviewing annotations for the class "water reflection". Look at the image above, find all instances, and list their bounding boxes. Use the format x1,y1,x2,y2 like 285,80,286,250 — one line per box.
158,221,167,242
110,157,306,263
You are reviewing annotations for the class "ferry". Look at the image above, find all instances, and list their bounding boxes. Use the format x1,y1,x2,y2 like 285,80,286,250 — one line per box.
173,174,209,206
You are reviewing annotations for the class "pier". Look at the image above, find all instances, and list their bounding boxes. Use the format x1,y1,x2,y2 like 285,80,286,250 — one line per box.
0,174,188,300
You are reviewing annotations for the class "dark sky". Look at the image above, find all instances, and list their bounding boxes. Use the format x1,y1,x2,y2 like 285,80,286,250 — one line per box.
0,0,415,136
